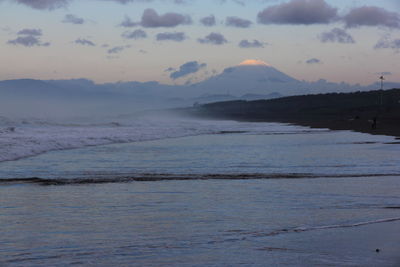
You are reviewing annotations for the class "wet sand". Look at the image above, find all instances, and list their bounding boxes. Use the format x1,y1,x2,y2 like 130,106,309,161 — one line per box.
281,220,400,266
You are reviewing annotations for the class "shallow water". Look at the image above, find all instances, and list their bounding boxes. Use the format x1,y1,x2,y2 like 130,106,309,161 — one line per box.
1,121,400,266
1,127,399,181
1,178,400,266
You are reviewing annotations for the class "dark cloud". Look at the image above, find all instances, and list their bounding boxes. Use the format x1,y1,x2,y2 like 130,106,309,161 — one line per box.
225,16,252,28
217,0,247,5
170,61,207,80
239,39,265,48
119,9,191,28
105,0,138,3
200,15,216,26
119,16,139,27
62,14,85,24
306,58,322,64
7,28,49,47
139,8,192,28
17,28,42,36
108,0,188,3
75,38,95,46
164,67,175,72
232,0,244,6
12,0,70,10
8,35,41,46
198,32,227,45
376,72,392,76
374,35,400,52
122,29,147,39
106,0,142,3
4,0,266,11
343,6,400,29
156,32,186,41
171,0,183,3
257,0,337,25
319,28,355,44
8,35,49,47
107,46,127,54
6,0,188,10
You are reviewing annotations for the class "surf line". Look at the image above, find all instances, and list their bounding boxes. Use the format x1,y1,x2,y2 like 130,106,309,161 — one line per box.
250,217,400,238
292,217,400,232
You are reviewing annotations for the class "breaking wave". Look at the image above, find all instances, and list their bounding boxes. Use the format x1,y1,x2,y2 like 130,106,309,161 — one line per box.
0,115,328,163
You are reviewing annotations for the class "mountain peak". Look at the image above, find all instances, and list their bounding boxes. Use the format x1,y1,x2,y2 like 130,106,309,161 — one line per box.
238,59,271,67
191,61,300,97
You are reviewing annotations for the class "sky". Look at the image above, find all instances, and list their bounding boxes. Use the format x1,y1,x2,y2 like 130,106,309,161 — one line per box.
0,0,400,85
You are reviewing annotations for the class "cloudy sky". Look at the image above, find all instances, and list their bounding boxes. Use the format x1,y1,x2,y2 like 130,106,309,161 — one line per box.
0,0,399,85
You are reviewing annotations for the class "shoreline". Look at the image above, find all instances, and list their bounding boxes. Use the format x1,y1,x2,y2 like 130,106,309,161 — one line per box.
184,88,400,139
250,117,400,140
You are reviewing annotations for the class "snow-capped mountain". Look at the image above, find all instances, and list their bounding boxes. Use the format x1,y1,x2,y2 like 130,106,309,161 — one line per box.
190,60,301,96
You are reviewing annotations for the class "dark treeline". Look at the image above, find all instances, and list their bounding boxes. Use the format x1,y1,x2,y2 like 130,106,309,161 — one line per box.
185,88,400,138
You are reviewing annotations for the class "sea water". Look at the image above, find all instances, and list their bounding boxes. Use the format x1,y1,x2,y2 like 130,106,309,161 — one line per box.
1,116,400,266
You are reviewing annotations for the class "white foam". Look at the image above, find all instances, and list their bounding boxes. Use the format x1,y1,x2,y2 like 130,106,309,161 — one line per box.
0,116,316,162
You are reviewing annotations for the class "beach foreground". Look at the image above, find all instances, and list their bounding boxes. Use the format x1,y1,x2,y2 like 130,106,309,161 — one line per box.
1,130,400,266
1,177,400,266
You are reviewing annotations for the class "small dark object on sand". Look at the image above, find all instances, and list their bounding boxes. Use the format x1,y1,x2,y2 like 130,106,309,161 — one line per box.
376,248,380,253
371,117,377,130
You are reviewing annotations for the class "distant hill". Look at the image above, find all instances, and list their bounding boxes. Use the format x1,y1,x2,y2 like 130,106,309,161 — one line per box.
189,92,283,105
241,92,282,101
0,79,61,97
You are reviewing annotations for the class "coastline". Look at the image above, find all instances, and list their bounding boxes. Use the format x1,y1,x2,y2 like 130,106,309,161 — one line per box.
184,88,400,139
257,117,400,140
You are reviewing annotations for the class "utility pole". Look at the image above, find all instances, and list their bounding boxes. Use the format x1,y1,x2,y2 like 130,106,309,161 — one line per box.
379,75,384,105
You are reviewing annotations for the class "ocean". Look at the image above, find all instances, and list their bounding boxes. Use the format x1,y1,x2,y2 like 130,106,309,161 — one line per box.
1,115,400,266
